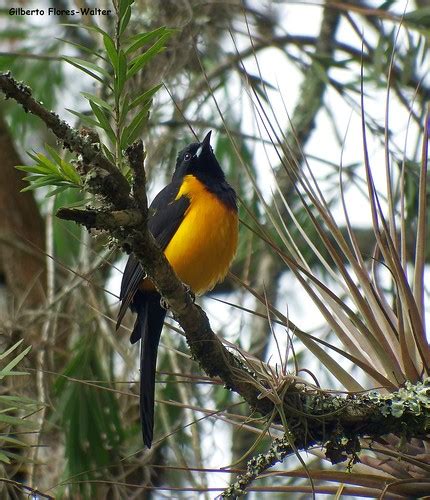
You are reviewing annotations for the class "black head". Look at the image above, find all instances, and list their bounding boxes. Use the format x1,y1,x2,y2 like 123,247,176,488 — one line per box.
173,131,225,183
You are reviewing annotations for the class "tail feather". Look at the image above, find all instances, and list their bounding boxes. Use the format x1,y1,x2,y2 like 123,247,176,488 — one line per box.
132,292,166,448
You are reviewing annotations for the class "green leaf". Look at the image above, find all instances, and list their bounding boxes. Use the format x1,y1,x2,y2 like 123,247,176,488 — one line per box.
119,0,133,19
54,335,124,494
60,23,109,38
52,184,79,197
101,144,115,164
21,176,70,192
129,83,162,110
116,50,127,96
62,57,105,84
125,26,172,55
15,164,52,175
89,102,116,143
103,33,118,70
17,147,82,194
46,186,69,197
0,435,29,447
44,145,81,185
0,406,19,414
126,33,171,79
0,413,35,427
0,449,34,463
63,56,110,80
81,92,113,112
56,37,106,61
0,451,11,464
119,5,132,36
65,56,110,78
61,161,81,185
44,144,63,166
0,395,38,407
404,8,430,28
66,109,101,129
30,152,60,174
122,104,149,148
0,370,28,377
0,340,24,360
119,93,130,126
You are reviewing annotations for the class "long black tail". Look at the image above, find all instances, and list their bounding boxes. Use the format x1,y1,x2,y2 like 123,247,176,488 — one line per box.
131,292,166,448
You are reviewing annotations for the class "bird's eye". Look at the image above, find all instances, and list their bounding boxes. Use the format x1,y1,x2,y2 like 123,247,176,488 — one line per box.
184,153,191,161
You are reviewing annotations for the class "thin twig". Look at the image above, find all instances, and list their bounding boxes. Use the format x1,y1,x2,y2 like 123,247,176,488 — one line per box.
221,434,293,498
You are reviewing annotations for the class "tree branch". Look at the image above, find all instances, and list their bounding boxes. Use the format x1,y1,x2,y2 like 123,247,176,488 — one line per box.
222,435,294,498
57,207,144,230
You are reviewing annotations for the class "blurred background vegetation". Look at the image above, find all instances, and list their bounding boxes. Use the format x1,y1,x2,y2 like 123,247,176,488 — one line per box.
0,0,430,498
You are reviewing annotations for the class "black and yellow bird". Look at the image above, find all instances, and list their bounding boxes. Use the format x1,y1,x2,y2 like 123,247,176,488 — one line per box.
116,131,238,448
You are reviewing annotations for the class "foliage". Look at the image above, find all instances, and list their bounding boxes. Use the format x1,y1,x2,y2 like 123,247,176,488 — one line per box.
15,0,172,196
54,335,124,497
16,146,82,197
0,341,38,465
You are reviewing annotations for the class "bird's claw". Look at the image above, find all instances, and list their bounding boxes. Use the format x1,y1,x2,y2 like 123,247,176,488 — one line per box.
160,297,169,310
159,284,194,311
184,284,195,303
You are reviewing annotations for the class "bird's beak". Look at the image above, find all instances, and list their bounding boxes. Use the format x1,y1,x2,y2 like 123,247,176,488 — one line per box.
195,130,212,158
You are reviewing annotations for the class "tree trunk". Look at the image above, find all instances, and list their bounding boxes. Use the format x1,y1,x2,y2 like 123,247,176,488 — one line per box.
0,114,46,310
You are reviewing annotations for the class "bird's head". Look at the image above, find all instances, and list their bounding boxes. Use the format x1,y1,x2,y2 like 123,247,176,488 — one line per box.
174,131,225,182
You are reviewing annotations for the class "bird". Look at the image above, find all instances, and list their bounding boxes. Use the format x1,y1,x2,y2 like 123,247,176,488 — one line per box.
116,131,238,448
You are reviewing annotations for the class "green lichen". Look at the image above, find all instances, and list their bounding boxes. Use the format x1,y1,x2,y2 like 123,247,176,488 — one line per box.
222,434,293,498
367,378,430,419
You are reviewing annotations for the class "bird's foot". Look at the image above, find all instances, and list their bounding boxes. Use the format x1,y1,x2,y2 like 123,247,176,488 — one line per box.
159,284,194,311
160,297,169,310
184,284,195,303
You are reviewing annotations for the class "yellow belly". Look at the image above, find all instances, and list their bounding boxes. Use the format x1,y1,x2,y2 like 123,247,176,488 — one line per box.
163,175,238,295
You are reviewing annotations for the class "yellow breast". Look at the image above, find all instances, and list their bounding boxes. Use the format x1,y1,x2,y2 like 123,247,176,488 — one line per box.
163,175,238,295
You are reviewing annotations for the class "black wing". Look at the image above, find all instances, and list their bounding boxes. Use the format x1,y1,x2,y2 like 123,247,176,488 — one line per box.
116,180,190,329
148,180,190,248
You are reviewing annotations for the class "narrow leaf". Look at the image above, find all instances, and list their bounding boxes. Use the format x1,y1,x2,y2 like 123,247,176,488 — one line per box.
62,57,104,84
0,340,24,360
119,0,132,20
412,107,429,326
89,102,116,143
15,164,51,175
81,91,113,112
129,83,162,110
125,27,171,55
66,109,100,129
56,37,106,60
122,104,149,148
119,5,132,36
60,23,109,38
119,93,130,126
63,56,110,79
0,413,34,427
103,33,118,70
116,50,127,96
126,33,170,79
